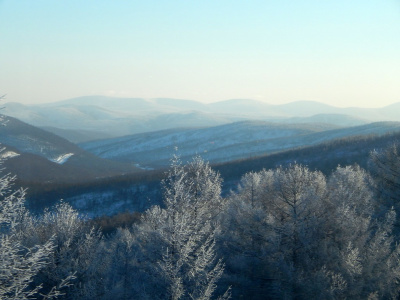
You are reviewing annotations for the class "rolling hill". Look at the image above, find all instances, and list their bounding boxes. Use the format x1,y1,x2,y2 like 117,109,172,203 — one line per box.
80,121,400,168
215,129,400,186
0,115,138,183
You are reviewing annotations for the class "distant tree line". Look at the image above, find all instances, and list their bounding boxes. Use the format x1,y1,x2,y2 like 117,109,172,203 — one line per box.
2,140,400,299
215,131,400,182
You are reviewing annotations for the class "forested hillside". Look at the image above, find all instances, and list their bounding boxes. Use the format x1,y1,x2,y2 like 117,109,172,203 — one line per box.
80,121,400,168
2,140,400,299
21,130,400,218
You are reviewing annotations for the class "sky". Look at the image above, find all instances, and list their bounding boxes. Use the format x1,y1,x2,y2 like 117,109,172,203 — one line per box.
0,1,399,108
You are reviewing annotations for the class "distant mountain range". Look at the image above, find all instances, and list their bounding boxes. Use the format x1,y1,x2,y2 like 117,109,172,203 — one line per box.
3,96,400,142
2,95,400,183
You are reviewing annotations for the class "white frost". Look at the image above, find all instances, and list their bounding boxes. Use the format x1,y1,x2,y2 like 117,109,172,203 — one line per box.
50,153,74,164
0,151,20,159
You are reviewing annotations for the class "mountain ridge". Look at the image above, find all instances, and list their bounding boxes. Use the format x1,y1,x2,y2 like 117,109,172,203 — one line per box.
4,97,400,142
0,115,138,183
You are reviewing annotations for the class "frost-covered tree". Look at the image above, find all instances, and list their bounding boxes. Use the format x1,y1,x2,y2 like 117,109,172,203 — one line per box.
224,170,272,255
0,153,73,299
219,170,277,298
369,143,400,215
0,102,74,299
103,227,152,300
21,202,105,300
140,156,230,300
325,165,374,249
263,164,328,298
221,165,329,298
223,163,400,299
321,165,400,299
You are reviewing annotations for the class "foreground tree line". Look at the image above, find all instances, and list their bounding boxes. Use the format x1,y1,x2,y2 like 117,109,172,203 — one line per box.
1,143,400,299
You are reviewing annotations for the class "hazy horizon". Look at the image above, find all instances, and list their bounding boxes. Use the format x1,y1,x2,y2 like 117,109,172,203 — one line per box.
3,94,400,110
1,1,399,108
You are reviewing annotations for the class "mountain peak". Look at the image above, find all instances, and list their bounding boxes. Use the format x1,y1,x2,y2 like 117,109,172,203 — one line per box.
279,100,337,108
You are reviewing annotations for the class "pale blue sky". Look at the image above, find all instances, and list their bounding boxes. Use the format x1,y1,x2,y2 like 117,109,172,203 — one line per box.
0,0,399,107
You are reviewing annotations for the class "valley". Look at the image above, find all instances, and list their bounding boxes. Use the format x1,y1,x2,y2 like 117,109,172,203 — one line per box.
2,96,400,217
3,3,399,298
80,120,400,168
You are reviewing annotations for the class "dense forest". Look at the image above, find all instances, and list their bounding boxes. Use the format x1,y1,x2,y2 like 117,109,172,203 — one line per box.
1,141,400,299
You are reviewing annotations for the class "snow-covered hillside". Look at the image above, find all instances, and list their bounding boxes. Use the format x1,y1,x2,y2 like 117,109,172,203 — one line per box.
0,150,20,159
49,153,74,164
0,115,138,183
81,121,400,168
0,115,82,163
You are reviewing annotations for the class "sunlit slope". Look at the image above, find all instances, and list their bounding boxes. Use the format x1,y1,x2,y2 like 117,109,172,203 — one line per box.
81,121,400,168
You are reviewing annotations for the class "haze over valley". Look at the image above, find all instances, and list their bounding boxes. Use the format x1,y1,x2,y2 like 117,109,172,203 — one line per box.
2,96,400,185
3,96,400,141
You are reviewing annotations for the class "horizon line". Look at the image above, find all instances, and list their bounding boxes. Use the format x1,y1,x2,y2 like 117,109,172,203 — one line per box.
5,95,399,110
